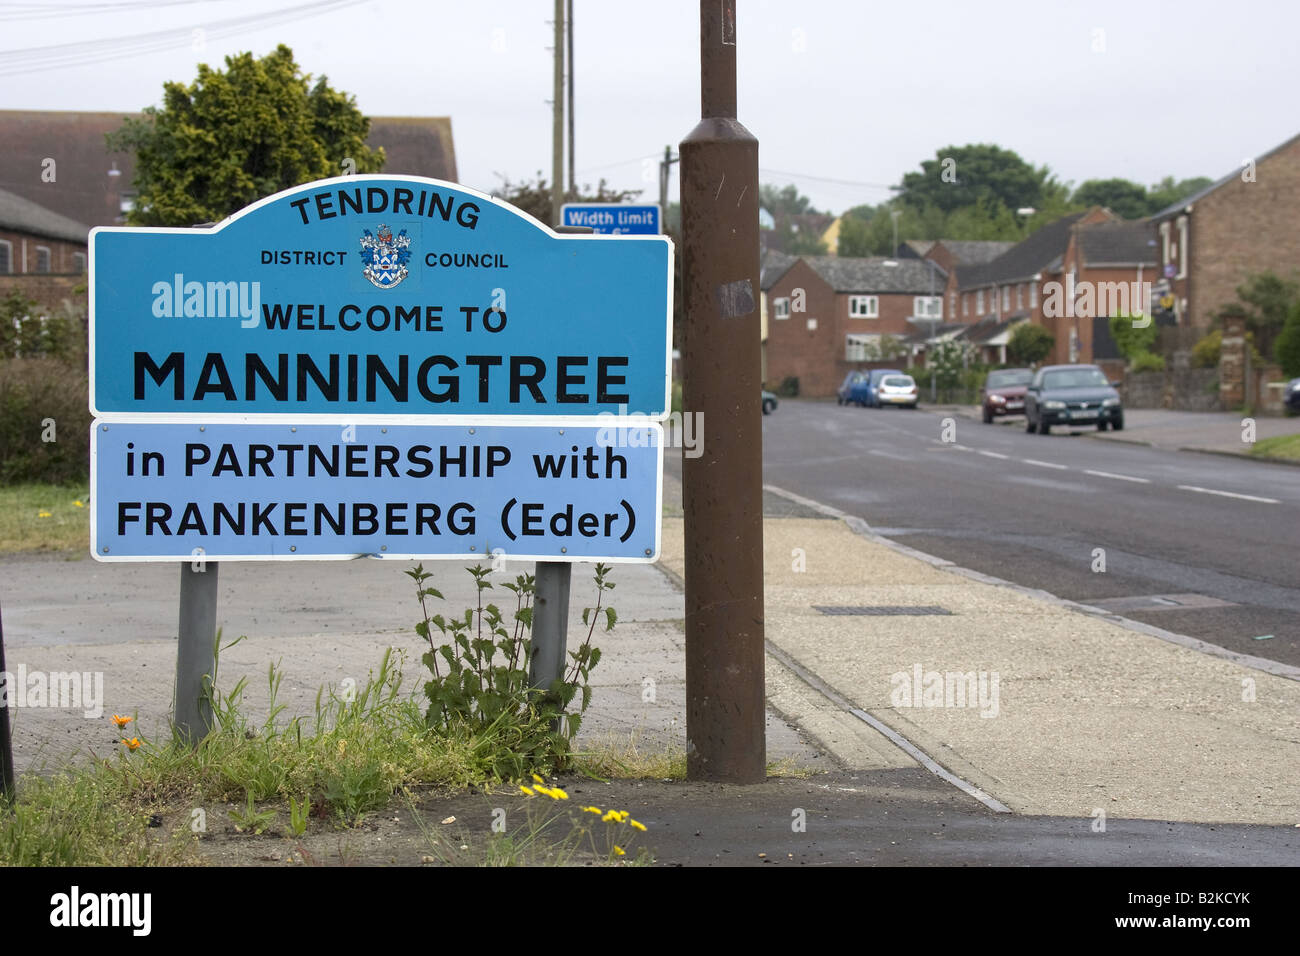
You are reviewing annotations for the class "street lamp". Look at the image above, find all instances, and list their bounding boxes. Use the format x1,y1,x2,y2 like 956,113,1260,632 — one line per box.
890,209,902,257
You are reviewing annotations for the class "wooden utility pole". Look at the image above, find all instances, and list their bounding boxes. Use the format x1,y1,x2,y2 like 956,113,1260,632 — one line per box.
567,0,575,194
680,0,765,783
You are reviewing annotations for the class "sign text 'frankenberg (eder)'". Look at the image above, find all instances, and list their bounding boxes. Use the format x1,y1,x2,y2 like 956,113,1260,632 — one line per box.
91,176,673,419
91,422,662,562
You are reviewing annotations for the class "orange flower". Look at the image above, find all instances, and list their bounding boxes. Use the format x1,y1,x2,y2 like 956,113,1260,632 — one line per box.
111,714,132,729
121,737,142,751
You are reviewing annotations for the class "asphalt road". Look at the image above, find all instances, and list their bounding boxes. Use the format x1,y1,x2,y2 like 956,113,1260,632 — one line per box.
741,399,1299,668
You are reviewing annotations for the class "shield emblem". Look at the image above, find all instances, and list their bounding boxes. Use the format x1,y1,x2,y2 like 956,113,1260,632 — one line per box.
360,224,412,289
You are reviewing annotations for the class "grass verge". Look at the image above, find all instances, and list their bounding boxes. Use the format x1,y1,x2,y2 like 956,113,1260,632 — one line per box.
1251,434,1300,461
0,482,90,554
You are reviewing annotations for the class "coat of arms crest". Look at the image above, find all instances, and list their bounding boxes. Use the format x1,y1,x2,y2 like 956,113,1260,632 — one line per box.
359,224,412,289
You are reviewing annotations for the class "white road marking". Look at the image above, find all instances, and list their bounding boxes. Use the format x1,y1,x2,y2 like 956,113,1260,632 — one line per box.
1022,458,1068,470
867,449,910,461
1084,469,1151,484
1177,485,1280,504
978,450,1010,460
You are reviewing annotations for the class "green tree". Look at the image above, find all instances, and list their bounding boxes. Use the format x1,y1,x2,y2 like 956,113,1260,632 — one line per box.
837,214,875,257
1275,302,1300,378
1108,312,1159,362
1007,322,1054,365
760,183,821,217
898,144,1064,216
1072,178,1151,219
108,44,384,226
943,196,1022,240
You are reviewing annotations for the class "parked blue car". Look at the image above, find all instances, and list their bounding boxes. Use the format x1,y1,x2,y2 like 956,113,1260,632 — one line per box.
837,371,870,406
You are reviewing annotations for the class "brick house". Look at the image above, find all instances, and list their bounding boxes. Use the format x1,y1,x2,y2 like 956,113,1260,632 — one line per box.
0,187,90,313
764,256,946,397
1149,131,1300,331
0,110,458,229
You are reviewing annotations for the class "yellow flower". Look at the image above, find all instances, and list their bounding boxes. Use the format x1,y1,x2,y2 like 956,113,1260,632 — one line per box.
534,785,553,798
629,819,647,832
583,806,602,815
531,773,545,785
613,846,626,856
121,737,141,751
520,786,535,796
551,787,569,800
111,714,132,729
602,810,621,823
73,500,85,508
38,511,52,518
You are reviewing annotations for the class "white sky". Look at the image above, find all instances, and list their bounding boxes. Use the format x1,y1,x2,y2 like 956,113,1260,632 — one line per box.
2,0,1297,214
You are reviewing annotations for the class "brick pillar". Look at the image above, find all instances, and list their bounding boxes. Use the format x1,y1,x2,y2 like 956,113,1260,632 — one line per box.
1219,313,1246,409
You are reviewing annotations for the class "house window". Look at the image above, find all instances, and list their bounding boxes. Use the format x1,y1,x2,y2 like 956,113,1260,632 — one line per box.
1030,282,1038,309
1176,216,1188,279
949,291,956,320
1002,286,1010,311
73,252,86,274
1016,284,1023,309
35,246,51,273
1159,221,1171,265
774,297,790,319
846,333,880,361
849,295,878,318
976,289,984,315
0,240,11,274
962,294,968,317
914,296,942,319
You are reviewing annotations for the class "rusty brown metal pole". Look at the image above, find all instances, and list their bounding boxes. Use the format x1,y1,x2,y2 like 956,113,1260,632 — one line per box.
680,0,765,783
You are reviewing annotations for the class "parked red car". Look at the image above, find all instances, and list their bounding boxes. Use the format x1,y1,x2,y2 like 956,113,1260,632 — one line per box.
980,368,1034,423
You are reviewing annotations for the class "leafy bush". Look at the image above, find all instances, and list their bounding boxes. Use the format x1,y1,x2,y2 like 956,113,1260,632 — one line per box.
1109,313,1159,361
0,357,91,485
1130,352,1166,373
1275,301,1300,378
408,563,613,777
1191,328,1221,368
1007,323,1054,365
776,375,799,397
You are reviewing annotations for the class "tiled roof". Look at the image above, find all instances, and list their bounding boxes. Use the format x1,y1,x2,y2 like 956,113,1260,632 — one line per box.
939,239,1015,265
955,212,1091,289
760,249,798,290
1077,220,1158,265
801,255,947,294
0,187,90,243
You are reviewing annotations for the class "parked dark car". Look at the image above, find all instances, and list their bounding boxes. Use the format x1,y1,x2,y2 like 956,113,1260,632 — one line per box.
980,367,1034,423
1024,364,1123,435
863,368,905,408
837,371,869,406
1285,377,1300,415
762,390,778,415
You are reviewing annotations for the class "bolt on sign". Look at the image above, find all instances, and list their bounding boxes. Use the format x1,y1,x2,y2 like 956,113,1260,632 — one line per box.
89,176,673,563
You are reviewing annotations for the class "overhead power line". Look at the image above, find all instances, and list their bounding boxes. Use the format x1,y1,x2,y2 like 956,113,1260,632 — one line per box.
0,0,366,75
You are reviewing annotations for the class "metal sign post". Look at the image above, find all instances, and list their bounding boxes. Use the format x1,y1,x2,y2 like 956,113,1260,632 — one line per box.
680,0,766,782
0,604,16,805
174,562,218,745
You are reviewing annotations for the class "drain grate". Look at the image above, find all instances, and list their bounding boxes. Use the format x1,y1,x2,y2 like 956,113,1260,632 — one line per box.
813,605,953,616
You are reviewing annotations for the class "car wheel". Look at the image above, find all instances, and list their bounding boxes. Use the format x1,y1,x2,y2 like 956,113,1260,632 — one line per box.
1112,416,1124,431
1025,416,1037,434
762,399,776,416
1039,419,1051,435
1096,420,1108,432
982,407,993,424
837,397,843,406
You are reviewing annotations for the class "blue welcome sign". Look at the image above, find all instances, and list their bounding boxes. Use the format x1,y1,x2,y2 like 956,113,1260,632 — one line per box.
90,176,673,420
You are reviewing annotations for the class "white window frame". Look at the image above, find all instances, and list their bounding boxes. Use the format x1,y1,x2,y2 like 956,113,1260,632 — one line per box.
1030,282,1038,309
1002,286,1010,311
949,291,956,320
849,295,878,319
1159,221,1171,265
913,296,942,319
774,296,790,319
1176,215,1188,279
845,333,880,362
976,289,984,315
34,245,51,274
962,293,968,317
0,239,11,275
1016,284,1023,309
72,251,86,273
